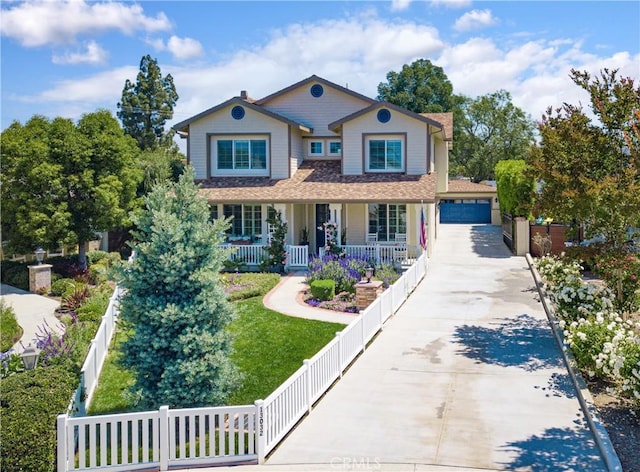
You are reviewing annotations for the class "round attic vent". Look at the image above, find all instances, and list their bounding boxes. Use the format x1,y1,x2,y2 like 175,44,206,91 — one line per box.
377,109,391,123
231,105,245,120
310,84,324,97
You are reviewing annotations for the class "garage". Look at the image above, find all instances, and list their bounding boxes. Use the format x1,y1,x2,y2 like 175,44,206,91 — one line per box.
440,199,492,224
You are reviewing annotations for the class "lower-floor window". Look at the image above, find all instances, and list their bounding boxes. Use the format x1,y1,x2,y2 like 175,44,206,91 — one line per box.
368,204,406,242
223,204,262,241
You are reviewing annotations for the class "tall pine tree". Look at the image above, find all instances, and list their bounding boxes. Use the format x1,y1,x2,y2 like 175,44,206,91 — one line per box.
115,168,241,409
117,54,178,151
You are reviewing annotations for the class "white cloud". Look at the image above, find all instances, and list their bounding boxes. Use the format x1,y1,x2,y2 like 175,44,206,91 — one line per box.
144,36,204,60
167,36,204,60
430,0,473,9
453,9,498,32
12,11,640,138
390,0,412,12
22,66,138,104
1,0,171,47
52,41,108,65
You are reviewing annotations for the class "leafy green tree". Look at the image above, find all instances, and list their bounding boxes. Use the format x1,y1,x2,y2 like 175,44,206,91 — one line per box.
495,160,535,216
114,167,241,409
377,59,455,113
452,90,535,182
117,54,179,151
1,111,140,268
529,68,640,248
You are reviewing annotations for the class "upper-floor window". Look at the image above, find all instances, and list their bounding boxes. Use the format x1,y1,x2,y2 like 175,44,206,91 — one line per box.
309,141,323,156
366,136,404,172
328,141,342,156
217,139,267,170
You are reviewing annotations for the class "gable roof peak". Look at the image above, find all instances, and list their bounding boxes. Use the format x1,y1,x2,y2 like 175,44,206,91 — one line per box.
254,74,376,106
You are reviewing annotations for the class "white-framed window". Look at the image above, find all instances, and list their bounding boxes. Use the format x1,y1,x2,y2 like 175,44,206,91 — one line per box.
366,135,404,172
309,141,323,156
215,137,268,171
328,140,342,156
223,204,262,242
368,204,407,242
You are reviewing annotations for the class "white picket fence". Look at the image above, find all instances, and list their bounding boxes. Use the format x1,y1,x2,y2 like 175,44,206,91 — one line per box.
57,252,428,471
69,286,123,416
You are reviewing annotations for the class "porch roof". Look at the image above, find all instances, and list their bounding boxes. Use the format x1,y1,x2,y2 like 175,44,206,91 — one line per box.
197,160,437,203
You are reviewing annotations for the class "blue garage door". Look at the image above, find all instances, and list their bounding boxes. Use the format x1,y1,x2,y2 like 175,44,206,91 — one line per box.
440,199,491,223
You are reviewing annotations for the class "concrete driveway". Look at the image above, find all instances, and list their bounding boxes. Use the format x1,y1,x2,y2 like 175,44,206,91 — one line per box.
262,225,606,471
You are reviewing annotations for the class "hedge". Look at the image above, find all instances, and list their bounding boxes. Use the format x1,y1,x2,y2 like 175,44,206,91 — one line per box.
0,365,77,472
310,279,335,301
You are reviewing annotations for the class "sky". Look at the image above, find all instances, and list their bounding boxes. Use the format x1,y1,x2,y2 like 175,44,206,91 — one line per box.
2,0,639,146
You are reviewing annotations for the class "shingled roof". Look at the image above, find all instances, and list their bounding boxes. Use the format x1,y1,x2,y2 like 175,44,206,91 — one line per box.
198,160,437,203
421,112,453,141
446,179,496,193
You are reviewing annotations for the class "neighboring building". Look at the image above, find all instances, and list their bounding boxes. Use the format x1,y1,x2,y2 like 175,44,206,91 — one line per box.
173,75,480,261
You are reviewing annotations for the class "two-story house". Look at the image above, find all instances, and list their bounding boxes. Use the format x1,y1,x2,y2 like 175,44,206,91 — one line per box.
173,75,459,266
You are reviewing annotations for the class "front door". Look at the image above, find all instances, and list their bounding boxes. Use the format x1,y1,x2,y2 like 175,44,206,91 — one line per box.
315,203,330,254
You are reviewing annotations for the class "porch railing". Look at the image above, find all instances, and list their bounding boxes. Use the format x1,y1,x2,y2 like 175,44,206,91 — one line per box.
319,244,420,266
58,253,429,471
220,244,268,266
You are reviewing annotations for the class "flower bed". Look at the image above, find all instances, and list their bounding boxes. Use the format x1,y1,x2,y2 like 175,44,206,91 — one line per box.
536,255,640,404
304,254,400,313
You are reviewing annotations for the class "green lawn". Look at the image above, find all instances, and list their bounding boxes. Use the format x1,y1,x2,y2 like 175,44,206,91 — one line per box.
89,274,343,414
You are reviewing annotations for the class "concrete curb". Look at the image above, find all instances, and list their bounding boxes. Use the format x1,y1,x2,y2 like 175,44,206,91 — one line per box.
525,254,623,472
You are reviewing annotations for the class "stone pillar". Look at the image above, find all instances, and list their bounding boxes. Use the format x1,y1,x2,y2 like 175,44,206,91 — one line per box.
355,280,383,311
514,217,531,256
28,264,53,293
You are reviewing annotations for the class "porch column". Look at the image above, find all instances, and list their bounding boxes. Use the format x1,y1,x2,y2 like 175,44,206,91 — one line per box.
329,203,343,245
414,204,422,251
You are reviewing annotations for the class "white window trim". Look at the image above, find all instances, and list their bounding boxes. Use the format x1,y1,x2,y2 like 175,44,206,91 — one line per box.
309,140,324,156
328,140,342,156
212,135,270,176
365,134,405,173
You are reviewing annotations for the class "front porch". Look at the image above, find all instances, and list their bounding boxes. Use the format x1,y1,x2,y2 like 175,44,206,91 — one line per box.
221,242,423,272
213,200,435,270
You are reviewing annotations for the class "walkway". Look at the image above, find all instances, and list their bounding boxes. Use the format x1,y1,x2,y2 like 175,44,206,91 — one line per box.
263,272,355,325
1,284,62,353
200,224,608,471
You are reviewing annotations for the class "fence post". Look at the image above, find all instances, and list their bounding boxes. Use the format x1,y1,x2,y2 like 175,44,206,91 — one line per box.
57,414,68,472
254,400,265,464
159,406,169,471
360,315,366,353
335,332,343,378
303,359,312,413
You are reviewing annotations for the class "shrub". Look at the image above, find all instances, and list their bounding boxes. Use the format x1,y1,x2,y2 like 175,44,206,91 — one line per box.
60,285,91,313
77,290,111,323
0,261,28,290
0,301,22,352
87,250,108,265
373,264,401,288
48,255,87,279
0,365,78,472
594,249,640,315
551,281,614,323
89,262,108,285
536,254,583,288
49,278,77,297
310,279,335,301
